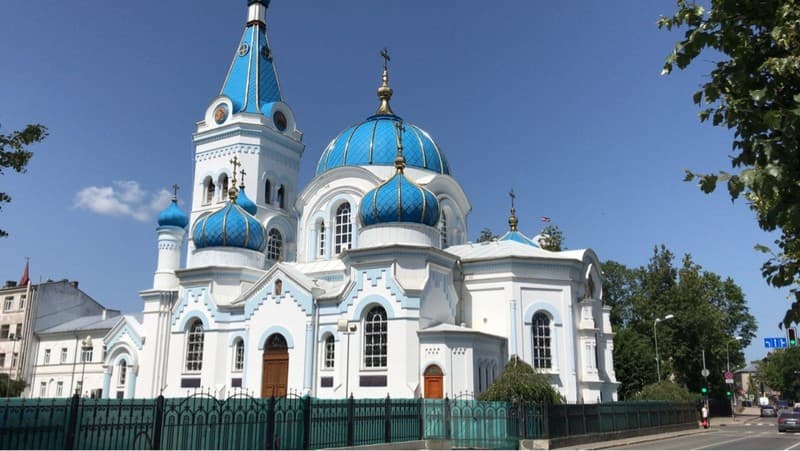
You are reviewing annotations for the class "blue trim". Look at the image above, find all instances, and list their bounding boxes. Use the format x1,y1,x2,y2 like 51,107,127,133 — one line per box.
318,326,340,342
178,310,212,331
523,302,562,326
244,275,313,321
258,326,295,350
338,268,418,315
351,295,396,321
228,332,247,347
106,323,144,351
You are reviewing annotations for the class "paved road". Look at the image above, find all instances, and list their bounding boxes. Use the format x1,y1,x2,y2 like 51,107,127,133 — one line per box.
611,417,800,450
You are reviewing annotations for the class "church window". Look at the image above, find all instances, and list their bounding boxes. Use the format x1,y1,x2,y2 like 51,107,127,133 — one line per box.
118,360,127,385
277,185,286,209
439,211,448,248
531,313,552,369
334,203,352,255
318,221,326,258
266,334,288,351
584,342,597,370
323,335,335,369
185,319,205,372
233,339,244,372
219,174,229,202
205,178,216,205
363,306,387,368
274,279,282,296
267,229,282,261
264,180,271,204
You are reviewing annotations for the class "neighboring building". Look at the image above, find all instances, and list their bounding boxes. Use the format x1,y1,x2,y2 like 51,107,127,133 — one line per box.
28,0,619,402
0,272,31,388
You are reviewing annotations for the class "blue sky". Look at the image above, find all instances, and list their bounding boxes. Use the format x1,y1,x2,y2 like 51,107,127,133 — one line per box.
0,0,788,364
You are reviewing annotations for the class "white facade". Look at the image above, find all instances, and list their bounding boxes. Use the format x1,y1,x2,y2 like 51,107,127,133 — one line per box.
31,1,617,402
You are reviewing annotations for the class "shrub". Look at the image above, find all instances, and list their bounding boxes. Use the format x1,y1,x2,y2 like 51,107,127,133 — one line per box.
632,381,695,401
478,356,563,404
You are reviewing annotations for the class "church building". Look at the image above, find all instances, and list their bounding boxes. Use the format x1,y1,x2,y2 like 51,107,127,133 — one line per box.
39,0,618,403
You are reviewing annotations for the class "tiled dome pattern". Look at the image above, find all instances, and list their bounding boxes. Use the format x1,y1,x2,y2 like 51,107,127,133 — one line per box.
316,115,450,176
236,187,258,215
360,172,439,227
192,203,265,251
158,200,189,228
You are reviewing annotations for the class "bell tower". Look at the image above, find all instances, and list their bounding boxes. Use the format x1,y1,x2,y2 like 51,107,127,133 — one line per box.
187,0,303,268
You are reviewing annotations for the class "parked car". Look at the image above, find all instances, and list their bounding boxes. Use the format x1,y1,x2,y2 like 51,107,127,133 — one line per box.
779,412,800,433
762,406,777,417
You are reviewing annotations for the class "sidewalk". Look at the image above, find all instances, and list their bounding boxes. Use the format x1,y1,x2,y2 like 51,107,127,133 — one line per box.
557,413,758,450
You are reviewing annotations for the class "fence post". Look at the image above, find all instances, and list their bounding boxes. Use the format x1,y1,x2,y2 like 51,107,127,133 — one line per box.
444,396,451,441
303,396,312,449
151,395,165,450
418,397,424,441
64,393,80,450
266,396,276,450
542,402,550,439
582,402,587,435
518,401,526,440
384,394,391,443
346,394,355,447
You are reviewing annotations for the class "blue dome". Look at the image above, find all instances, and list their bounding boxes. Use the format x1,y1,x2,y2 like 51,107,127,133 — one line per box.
192,202,265,251
360,171,440,227
158,199,189,228
236,186,258,215
316,115,450,176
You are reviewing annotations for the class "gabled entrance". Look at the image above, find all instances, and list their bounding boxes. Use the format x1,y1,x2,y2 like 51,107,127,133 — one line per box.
261,334,289,398
424,364,444,399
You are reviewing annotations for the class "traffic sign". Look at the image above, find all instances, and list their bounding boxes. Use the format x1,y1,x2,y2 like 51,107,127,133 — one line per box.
724,371,733,380
764,337,788,348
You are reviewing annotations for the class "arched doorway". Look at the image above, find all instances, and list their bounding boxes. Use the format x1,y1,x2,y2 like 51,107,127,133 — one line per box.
424,365,444,399
261,334,289,398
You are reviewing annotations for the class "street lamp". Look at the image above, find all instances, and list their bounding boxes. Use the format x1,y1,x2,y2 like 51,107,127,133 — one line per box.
726,335,742,372
6,334,20,397
654,314,675,383
337,319,357,398
77,335,92,396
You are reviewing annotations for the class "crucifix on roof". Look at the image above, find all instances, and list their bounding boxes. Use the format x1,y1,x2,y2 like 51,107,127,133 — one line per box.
381,47,390,70
172,184,179,201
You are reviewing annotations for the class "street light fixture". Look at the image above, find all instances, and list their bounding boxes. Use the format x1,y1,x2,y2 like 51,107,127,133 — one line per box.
77,335,92,396
337,319,357,398
654,314,675,383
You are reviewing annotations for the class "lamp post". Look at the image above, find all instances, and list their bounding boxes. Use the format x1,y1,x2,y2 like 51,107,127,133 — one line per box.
726,335,742,373
77,335,92,396
337,319,357,398
727,335,742,420
6,334,20,397
654,314,674,383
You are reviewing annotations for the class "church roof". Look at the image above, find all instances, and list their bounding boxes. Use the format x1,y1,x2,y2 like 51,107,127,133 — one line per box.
219,0,282,115
498,230,538,247
360,168,440,227
157,198,188,228
448,239,588,262
192,201,266,252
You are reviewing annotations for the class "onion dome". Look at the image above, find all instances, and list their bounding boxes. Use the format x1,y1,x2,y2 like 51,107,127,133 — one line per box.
359,122,440,227
158,185,189,228
236,185,258,215
315,50,450,176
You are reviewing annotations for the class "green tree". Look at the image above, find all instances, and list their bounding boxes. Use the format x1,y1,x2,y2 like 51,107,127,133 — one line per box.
613,328,657,399
538,224,564,252
1,124,48,237
601,260,641,328
0,374,27,397
659,0,800,327
756,347,800,400
476,228,497,243
478,356,563,404
633,381,697,402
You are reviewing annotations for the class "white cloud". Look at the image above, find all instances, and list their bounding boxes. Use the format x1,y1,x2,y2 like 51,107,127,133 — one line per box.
74,181,175,223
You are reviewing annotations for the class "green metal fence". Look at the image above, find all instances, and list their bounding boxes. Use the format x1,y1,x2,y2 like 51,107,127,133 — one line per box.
0,394,696,450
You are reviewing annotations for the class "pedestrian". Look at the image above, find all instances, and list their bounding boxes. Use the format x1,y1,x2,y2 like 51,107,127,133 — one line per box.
701,403,709,429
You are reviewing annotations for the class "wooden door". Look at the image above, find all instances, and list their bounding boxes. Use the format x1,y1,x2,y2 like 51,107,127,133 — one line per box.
424,365,444,399
261,334,289,398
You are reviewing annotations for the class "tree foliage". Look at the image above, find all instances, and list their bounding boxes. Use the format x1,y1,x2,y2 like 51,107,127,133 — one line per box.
604,245,757,397
538,224,565,252
659,0,800,327
476,228,497,243
1,124,48,237
478,356,563,404
756,347,800,400
632,381,697,402
0,374,27,397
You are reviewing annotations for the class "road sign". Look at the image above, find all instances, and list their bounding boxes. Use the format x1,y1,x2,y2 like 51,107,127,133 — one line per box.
701,369,710,377
724,371,733,379
764,337,788,348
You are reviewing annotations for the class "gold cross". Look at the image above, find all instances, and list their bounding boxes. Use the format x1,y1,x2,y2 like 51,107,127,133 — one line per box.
172,184,179,200
380,48,390,70
509,189,515,209
229,156,240,186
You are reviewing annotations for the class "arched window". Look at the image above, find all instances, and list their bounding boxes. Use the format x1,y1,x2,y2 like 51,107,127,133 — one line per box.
185,319,205,372
266,334,288,351
364,306,387,368
531,313,552,369
318,221,326,258
219,174,229,202
267,229,282,261
264,180,272,205
274,279,282,296
334,203,352,255
277,185,285,209
205,178,216,205
118,360,127,386
439,211,448,248
233,338,244,372
323,335,335,369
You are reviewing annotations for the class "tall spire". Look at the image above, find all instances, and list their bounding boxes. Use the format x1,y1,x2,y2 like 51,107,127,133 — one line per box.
376,48,395,116
18,258,29,287
508,189,518,232
220,0,282,114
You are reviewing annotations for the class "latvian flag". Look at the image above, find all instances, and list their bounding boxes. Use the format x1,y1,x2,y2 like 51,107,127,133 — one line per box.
540,216,551,223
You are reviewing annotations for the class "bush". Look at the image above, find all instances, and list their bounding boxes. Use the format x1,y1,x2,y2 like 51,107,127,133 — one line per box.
631,381,695,401
478,356,563,404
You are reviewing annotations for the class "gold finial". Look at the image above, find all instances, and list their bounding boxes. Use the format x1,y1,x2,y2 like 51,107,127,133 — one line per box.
394,121,406,173
172,184,179,202
508,189,518,232
239,168,247,188
229,156,241,201
376,48,395,116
